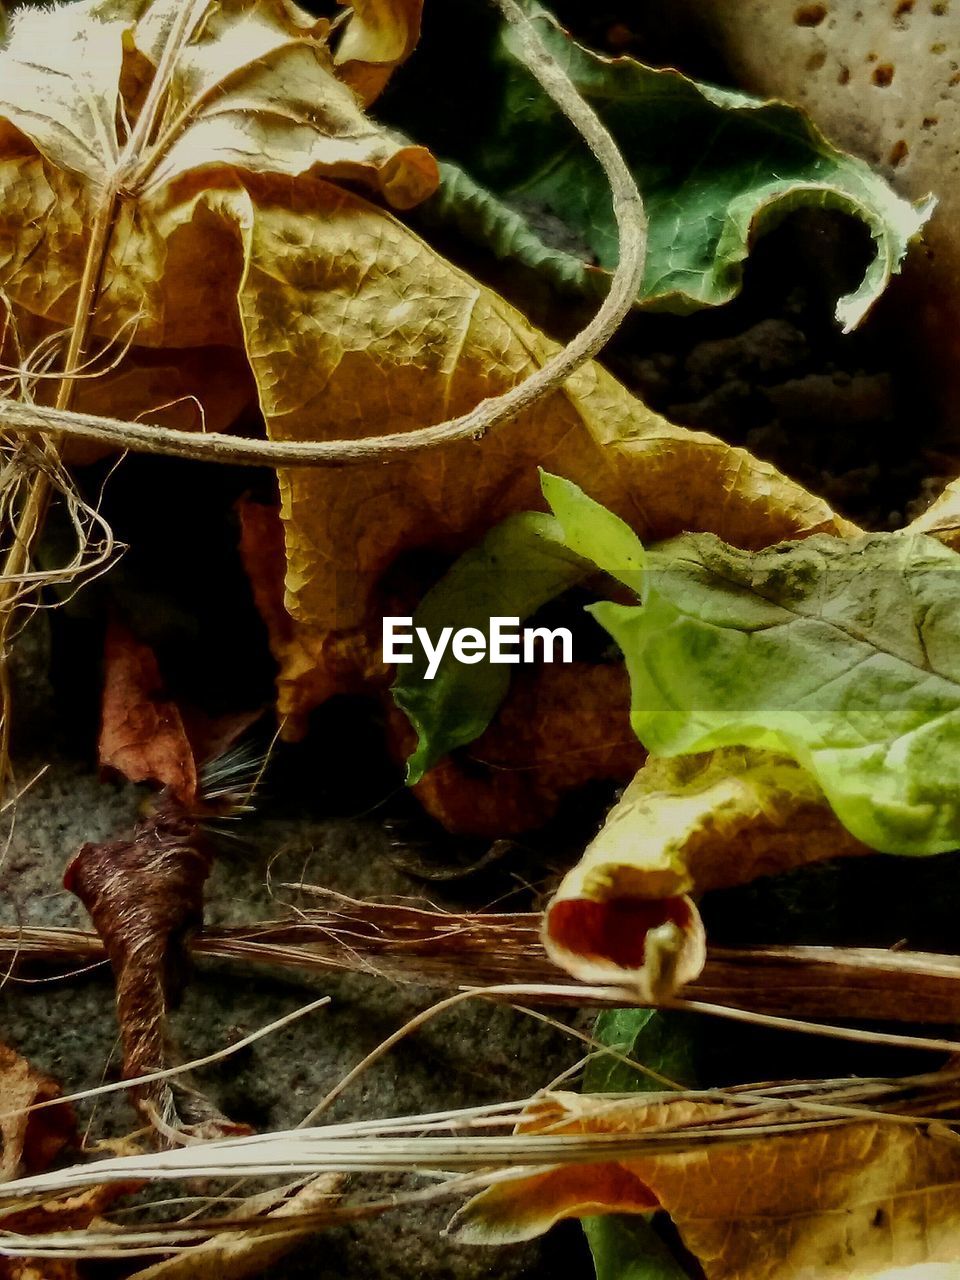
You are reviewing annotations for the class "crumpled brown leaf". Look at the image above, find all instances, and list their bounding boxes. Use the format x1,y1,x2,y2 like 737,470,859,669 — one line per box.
0,0,437,431
99,620,198,807
0,1042,132,1280
452,1092,960,1280
0,1043,74,1183
543,748,868,996
386,662,644,836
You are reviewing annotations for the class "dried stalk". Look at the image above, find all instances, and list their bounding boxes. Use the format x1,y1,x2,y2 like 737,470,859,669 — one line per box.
1,1071,958,1256
7,906,960,1026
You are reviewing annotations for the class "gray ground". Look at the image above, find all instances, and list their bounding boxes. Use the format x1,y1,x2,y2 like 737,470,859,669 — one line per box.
1,619,588,1278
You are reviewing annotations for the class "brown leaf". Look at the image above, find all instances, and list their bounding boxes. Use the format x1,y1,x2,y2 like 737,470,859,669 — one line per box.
543,748,867,996
63,812,213,1129
334,0,424,105
385,663,644,836
0,1044,130,1280
245,184,852,731
453,1092,960,1279
0,1043,74,1183
99,620,198,807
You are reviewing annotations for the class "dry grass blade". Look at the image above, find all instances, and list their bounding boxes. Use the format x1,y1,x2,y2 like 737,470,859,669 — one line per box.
6,909,960,1025
0,1073,957,1263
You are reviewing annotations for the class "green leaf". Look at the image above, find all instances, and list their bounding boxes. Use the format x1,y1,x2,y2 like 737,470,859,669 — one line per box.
584,1008,697,1095
540,470,646,597
391,511,589,783
420,2,933,329
583,1215,690,1280
582,1009,697,1280
590,530,960,855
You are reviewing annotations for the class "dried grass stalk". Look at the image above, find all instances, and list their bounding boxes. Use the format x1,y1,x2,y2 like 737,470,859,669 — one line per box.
5,898,960,1025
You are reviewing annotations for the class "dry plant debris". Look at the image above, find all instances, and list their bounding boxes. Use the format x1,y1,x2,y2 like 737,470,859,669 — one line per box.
0,0,958,1276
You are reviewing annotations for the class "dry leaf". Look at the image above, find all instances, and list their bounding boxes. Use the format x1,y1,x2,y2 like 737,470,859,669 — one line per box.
543,748,867,995
0,0,851,747
0,1043,74,1183
99,620,198,806
0,0,437,428
251,188,851,729
385,662,644,836
453,1092,960,1280
127,1174,342,1280
0,1044,131,1280
334,0,424,105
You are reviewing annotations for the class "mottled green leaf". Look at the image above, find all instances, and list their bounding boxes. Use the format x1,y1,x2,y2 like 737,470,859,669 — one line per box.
583,526,960,856
421,2,932,328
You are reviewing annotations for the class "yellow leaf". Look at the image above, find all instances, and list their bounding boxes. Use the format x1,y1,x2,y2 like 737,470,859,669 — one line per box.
0,0,437,343
0,0,851,757
452,1092,960,1280
334,0,424,105
543,748,867,996
230,178,853,728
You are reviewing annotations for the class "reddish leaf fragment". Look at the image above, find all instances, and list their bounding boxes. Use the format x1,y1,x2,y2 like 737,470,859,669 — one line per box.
386,663,644,836
99,622,197,808
0,1043,74,1182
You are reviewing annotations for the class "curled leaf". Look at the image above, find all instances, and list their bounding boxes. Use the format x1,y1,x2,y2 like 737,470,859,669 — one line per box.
542,748,865,994
334,0,423,105
64,815,214,1129
99,621,198,807
411,1,932,326
453,1092,960,1279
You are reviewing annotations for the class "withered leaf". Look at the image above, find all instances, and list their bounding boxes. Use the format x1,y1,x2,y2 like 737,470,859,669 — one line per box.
334,0,424,105
0,0,437,430
544,748,867,996
386,662,643,836
0,1043,74,1183
0,1044,131,1280
0,0,854,744
453,1092,960,1280
99,620,198,805
247,189,852,729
